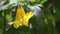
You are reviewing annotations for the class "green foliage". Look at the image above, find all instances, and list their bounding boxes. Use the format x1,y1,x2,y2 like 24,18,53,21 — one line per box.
0,0,60,34
0,10,4,34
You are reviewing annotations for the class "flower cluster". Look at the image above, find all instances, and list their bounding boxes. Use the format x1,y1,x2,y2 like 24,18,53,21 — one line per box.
9,6,34,29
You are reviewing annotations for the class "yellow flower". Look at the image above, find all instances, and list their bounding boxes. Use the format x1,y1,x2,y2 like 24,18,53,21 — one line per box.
23,11,33,26
9,6,34,29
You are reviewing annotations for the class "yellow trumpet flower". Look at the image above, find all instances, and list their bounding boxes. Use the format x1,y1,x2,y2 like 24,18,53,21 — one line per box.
9,6,34,29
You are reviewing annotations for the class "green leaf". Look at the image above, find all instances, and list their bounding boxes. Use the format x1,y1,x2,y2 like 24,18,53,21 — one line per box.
40,0,48,4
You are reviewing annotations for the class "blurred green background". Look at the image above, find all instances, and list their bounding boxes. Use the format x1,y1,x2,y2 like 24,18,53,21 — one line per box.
0,0,60,34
